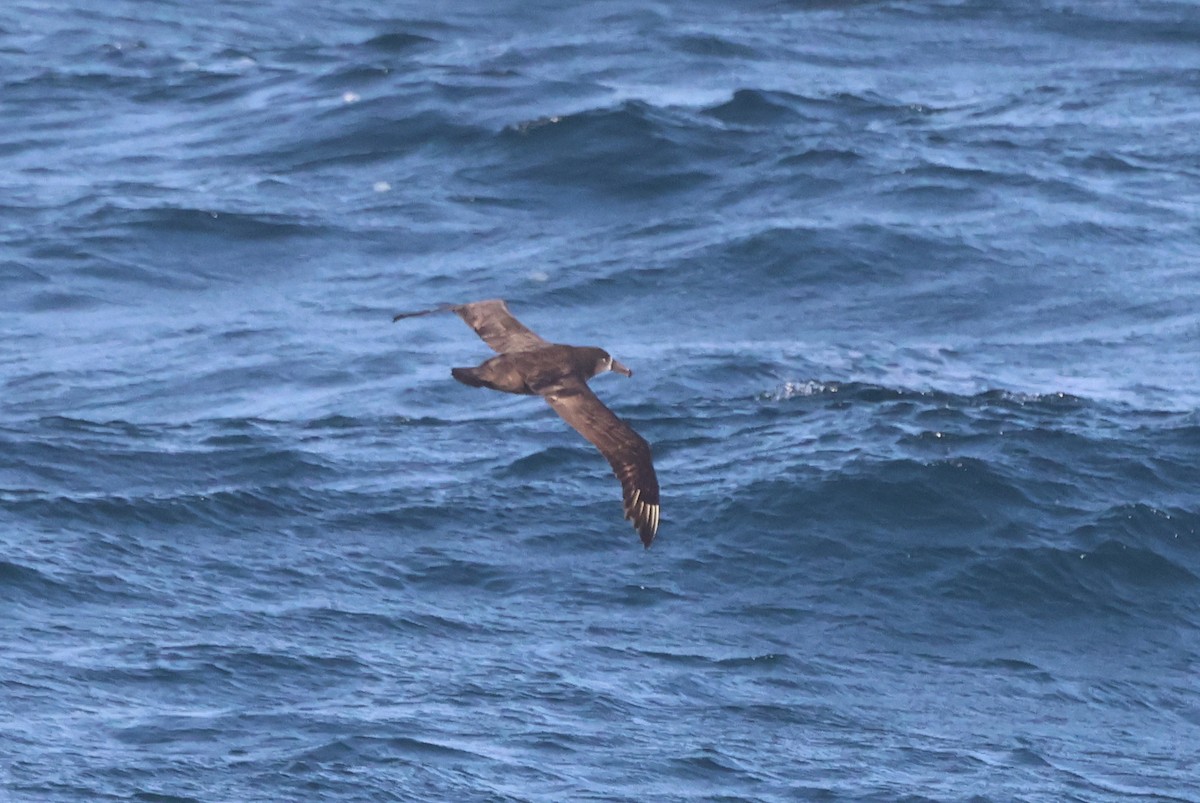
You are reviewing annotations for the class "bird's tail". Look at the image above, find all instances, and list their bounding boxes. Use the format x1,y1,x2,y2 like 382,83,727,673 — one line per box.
392,303,458,322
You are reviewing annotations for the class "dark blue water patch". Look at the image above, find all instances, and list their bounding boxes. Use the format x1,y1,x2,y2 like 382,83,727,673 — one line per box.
308,62,397,93
1071,503,1200,574
777,146,864,169
279,605,469,641
937,541,1186,622
360,31,439,54
1071,150,1160,175
2,417,339,495
270,101,491,172
1038,3,1200,45
0,559,77,604
681,224,1002,294
672,30,762,60
670,383,1200,617
390,551,531,596
787,89,944,128
488,100,725,199
704,455,1034,563
877,163,1017,213
0,260,50,284
3,41,272,115
299,733,487,766
702,88,813,127
4,62,157,103
537,223,1006,319
16,290,107,312
0,554,150,609
4,487,316,533
97,205,323,241
496,444,594,479
1079,535,1198,590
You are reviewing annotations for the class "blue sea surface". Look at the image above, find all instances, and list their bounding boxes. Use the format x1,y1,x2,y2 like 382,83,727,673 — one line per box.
3,2,1200,801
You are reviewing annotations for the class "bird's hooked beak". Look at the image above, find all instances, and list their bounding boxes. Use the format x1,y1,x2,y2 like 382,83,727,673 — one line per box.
611,359,633,377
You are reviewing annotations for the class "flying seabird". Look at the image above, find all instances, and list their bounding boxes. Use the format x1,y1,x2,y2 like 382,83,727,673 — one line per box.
392,299,660,547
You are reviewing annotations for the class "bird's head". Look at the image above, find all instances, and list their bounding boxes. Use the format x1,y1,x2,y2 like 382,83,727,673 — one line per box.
590,349,632,378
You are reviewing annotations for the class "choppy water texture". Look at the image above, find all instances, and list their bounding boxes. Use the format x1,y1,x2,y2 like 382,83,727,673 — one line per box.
4,2,1200,801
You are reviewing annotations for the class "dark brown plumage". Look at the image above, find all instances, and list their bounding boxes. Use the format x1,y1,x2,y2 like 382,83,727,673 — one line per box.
392,299,660,547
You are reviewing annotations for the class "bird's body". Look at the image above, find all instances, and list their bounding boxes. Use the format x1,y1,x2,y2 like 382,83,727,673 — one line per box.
451,344,613,396
393,299,660,547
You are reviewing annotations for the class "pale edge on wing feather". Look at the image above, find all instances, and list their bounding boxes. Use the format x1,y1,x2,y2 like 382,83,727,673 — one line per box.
627,488,659,535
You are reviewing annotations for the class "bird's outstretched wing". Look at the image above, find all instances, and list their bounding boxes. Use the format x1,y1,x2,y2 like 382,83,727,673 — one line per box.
541,377,660,547
393,299,547,354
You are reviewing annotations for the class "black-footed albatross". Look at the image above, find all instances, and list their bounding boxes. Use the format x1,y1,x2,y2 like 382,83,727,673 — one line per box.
392,299,660,547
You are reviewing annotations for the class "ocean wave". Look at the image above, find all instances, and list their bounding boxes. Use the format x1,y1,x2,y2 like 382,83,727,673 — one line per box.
360,31,438,54
938,537,1198,618
702,88,812,126
0,559,74,603
105,205,322,240
761,380,1088,411
278,102,489,171
493,100,720,197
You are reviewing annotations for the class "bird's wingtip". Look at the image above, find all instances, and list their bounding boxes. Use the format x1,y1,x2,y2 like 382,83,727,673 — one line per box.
392,303,459,323
637,515,658,549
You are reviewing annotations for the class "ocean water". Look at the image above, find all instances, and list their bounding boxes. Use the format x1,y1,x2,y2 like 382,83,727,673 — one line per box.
3,1,1200,800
